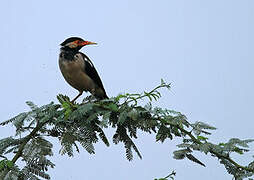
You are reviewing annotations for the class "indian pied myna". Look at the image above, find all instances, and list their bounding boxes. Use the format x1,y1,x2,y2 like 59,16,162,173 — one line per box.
59,37,108,102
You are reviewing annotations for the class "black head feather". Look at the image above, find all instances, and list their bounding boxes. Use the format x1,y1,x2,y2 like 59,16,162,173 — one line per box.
60,37,84,46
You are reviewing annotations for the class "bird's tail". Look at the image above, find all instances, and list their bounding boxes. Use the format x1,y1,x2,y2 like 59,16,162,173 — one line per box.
103,93,109,99
95,88,108,100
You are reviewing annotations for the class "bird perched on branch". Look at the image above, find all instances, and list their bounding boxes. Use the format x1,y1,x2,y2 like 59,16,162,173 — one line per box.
59,37,108,102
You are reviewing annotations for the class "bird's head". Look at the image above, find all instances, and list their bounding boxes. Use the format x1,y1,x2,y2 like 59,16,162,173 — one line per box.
60,37,97,50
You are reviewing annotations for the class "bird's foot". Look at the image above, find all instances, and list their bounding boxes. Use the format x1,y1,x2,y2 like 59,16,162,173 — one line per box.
82,95,96,103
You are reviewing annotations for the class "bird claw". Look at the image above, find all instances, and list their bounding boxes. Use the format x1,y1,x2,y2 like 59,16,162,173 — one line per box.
82,95,96,103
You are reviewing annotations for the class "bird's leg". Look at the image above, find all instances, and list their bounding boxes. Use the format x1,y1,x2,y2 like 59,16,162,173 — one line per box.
91,88,96,96
90,88,97,101
71,91,83,103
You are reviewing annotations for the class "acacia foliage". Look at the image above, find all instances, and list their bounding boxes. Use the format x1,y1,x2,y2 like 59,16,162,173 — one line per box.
0,80,254,180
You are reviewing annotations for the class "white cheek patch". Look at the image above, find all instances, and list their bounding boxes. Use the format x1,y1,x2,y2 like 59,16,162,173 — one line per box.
66,42,77,48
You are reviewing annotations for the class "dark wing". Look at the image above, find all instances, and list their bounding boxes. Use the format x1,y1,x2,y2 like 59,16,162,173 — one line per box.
80,53,108,98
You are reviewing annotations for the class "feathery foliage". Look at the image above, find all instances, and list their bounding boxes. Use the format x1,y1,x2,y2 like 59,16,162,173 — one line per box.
0,80,253,179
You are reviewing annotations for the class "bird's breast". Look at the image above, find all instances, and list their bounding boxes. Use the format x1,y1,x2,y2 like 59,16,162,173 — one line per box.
59,54,95,92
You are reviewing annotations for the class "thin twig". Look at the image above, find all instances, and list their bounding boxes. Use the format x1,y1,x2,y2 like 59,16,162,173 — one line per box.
125,83,170,104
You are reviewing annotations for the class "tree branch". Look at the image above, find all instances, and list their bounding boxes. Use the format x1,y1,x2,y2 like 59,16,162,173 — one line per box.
170,123,254,173
0,120,48,179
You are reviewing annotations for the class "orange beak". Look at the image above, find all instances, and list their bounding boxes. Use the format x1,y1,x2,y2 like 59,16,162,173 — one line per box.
78,40,97,46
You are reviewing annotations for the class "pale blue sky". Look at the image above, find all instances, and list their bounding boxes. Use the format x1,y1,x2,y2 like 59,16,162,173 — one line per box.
1,0,254,179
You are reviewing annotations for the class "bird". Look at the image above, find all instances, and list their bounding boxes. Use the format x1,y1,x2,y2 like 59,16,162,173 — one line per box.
59,37,108,102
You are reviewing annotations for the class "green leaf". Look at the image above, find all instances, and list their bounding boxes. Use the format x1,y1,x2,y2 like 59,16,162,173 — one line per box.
144,91,153,101
197,136,208,141
0,159,13,171
87,113,98,122
0,160,5,170
161,78,165,85
5,160,13,168
156,125,173,142
219,143,226,146
102,111,111,120
128,110,138,121
115,94,126,101
173,149,191,160
26,101,38,111
233,147,244,155
186,154,206,167
106,103,118,112
118,111,128,125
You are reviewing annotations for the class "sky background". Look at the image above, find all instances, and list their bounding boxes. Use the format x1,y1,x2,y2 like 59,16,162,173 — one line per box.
0,0,254,179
